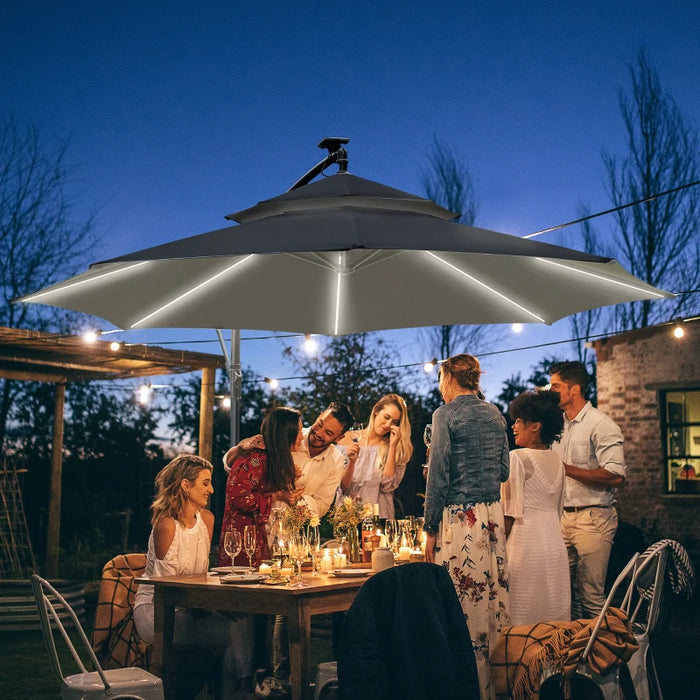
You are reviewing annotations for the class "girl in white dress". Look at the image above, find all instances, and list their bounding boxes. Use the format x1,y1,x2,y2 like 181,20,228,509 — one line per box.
501,390,571,625
335,393,413,519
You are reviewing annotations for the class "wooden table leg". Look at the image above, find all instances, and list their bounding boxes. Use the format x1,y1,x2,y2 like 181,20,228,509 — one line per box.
287,598,312,700
153,587,177,699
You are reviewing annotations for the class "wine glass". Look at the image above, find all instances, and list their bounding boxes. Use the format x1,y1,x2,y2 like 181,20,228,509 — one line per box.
350,421,365,443
243,525,257,573
307,525,321,576
407,515,417,547
384,519,398,554
423,424,432,448
288,532,310,588
223,529,242,574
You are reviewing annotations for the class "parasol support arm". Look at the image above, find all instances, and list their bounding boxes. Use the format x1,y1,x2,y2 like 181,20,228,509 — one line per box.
288,137,349,191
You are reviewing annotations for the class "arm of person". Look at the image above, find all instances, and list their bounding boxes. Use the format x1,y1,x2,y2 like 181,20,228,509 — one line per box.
423,406,451,536
379,462,406,493
222,434,265,473
153,517,176,561
565,417,626,488
201,508,215,542
339,442,360,492
501,450,525,537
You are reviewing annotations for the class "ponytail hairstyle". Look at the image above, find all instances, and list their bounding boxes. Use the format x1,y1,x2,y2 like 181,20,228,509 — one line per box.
150,454,213,526
440,353,482,391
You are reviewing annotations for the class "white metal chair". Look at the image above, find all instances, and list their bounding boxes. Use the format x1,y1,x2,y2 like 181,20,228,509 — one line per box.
552,539,692,700
31,574,164,700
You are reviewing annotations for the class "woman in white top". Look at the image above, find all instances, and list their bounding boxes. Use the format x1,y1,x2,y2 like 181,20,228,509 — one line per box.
501,390,571,625
336,394,413,519
134,454,253,699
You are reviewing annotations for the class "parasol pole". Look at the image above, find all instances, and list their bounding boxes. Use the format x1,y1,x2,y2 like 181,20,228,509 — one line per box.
217,329,241,447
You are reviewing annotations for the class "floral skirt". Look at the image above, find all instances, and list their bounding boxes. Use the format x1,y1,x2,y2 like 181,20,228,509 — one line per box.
435,501,510,700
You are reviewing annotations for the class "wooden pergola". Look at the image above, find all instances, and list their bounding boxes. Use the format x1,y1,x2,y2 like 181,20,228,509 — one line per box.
0,326,225,576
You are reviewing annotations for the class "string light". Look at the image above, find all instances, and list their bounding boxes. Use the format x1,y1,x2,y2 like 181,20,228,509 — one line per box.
109,341,121,351
137,384,152,405
423,358,438,373
265,377,279,390
512,323,523,333
303,334,319,355
83,330,99,343
672,318,685,339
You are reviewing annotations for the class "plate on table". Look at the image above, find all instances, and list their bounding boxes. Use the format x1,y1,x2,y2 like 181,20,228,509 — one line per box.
209,566,250,575
220,573,265,584
330,569,372,578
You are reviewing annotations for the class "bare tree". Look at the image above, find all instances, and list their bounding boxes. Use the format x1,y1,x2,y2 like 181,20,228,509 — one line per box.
419,136,494,360
603,51,700,330
0,114,97,445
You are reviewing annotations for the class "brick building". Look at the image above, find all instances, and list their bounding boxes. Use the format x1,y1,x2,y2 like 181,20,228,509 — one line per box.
591,317,700,555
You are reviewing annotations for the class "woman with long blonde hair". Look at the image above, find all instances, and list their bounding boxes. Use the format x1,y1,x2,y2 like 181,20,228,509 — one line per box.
134,454,253,698
336,393,413,519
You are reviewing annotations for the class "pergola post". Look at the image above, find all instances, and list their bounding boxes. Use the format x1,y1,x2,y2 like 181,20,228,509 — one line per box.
198,366,215,463
46,381,66,577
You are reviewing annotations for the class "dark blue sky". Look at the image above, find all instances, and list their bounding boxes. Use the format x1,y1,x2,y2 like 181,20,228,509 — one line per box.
2,1,698,398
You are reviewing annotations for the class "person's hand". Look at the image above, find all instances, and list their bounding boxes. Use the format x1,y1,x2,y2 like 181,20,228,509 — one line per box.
388,424,400,446
239,434,264,452
275,487,304,506
345,442,360,464
424,532,437,563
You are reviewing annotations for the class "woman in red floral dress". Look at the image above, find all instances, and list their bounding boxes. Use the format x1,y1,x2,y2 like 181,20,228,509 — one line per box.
218,407,302,568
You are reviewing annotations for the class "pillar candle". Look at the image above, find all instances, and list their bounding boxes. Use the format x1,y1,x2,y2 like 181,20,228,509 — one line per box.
398,546,411,561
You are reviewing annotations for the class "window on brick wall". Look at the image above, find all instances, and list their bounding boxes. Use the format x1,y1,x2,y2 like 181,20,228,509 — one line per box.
662,389,700,494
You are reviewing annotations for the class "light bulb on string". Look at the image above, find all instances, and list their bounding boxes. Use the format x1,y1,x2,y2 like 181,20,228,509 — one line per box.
137,384,152,405
672,318,685,339
222,396,231,409
423,358,438,373
303,334,318,355
83,330,99,343
109,341,121,351
265,377,279,390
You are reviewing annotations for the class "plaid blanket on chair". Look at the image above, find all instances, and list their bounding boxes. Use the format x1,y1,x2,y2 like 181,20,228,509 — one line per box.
491,607,639,700
91,553,152,670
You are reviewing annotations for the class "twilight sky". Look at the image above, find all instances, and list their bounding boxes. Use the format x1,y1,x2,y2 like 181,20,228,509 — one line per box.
2,1,699,399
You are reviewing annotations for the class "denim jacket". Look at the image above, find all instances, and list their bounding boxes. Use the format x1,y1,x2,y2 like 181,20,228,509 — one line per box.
423,394,510,534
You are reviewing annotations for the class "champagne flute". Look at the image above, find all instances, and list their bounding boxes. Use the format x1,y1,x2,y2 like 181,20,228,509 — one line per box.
289,532,309,588
407,515,417,547
243,525,257,573
223,529,242,574
307,524,321,576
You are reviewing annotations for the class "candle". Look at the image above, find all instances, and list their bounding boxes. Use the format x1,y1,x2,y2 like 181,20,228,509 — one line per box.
279,566,293,577
373,503,379,516
320,551,333,573
335,553,347,569
398,546,411,561
259,563,272,576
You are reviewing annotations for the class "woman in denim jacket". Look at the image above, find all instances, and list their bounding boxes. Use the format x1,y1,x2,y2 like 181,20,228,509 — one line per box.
423,353,511,700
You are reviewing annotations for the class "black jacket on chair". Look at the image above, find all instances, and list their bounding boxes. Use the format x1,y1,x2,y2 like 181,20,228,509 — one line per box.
338,563,479,700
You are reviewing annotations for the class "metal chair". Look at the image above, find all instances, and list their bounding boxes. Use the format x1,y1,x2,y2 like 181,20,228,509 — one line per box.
555,540,689,700
31,574,164,700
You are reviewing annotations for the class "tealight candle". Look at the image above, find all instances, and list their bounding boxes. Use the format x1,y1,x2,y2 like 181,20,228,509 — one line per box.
320,551,333,573
279,566,293,577
259,563,272,576
335,552,347,569
398,546,411,561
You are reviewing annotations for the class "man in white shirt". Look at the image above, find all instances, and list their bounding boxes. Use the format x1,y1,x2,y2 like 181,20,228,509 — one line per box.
223,402,357,516
550,361,627,619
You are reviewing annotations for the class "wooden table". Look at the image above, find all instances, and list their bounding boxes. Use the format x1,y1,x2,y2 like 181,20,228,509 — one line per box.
137,572,367,700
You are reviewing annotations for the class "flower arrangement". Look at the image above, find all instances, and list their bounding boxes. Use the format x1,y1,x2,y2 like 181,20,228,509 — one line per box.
282,501,318,532
328,496,374,530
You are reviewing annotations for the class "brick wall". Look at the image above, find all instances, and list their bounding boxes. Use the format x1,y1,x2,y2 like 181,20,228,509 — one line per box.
592,319,700,554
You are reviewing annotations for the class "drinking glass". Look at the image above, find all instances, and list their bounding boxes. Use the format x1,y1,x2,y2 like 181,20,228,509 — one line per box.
243,525,256,572
407,515,417,547
384,519,398,554
223,529,242,574
307,525,321,576
288,532,310,588
350,422,365,443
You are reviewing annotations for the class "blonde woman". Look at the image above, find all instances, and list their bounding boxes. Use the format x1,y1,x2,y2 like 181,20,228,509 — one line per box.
133,454,253,699
336,393,413,519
